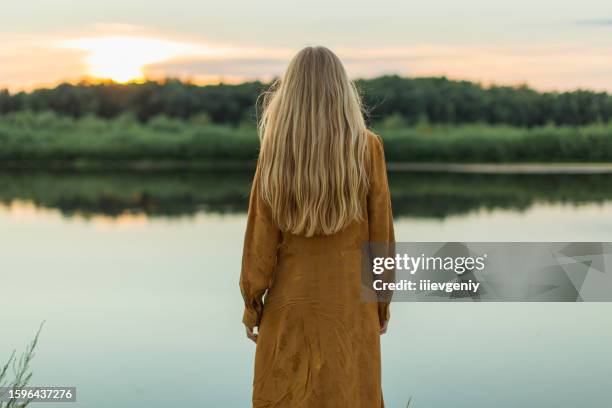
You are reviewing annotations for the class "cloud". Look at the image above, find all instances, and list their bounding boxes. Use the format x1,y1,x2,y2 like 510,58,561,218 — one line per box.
0,34,88,91
3,26,612,92
146,44,612,92
145,57,289,83
575,19,612,26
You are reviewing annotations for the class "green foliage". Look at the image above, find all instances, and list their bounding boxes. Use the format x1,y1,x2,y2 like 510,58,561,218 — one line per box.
374,123,612,163
357,76,612,126
2,76,612,127
0,79,266,124
0,111,611,163
0,111,260,162
378,113,409,130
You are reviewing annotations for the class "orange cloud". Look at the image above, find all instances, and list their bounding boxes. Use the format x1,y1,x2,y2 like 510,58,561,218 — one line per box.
0,34,88,91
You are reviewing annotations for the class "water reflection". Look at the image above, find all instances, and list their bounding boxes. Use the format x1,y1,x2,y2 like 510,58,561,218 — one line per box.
2,170,612,219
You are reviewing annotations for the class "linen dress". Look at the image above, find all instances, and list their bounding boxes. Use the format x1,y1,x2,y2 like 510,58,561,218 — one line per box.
240,131,395,408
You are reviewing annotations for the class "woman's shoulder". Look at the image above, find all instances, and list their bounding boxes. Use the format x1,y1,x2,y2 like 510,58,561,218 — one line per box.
366,130,385,160
366,129,382,144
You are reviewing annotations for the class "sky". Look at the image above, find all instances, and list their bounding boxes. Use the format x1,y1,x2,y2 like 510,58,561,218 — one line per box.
1,0,612,92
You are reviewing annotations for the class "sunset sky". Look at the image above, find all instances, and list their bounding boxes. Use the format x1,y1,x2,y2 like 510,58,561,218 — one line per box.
2,0,612,92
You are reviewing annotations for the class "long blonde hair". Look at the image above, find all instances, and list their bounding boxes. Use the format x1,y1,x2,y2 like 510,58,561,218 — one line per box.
257,46,370,237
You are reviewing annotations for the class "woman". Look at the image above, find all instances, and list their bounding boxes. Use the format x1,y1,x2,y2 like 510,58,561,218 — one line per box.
240,46,394,408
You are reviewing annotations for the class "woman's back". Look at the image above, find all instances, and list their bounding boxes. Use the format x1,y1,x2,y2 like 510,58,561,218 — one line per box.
264,131,391,306
239,47,394,408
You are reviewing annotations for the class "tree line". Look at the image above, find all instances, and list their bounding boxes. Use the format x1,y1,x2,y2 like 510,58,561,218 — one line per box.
1,76,611,127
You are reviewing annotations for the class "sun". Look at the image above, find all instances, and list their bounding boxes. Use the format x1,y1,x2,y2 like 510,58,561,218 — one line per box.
60,35,204,83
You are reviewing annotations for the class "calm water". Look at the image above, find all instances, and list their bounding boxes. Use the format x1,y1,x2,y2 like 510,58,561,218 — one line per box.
1,171,612,407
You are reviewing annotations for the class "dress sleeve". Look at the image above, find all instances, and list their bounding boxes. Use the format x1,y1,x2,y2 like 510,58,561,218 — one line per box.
239,172,281,331
367,133,395,324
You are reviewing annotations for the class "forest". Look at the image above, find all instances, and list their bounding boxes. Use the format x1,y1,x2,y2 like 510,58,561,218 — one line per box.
1,75,611,127
1,76,612,165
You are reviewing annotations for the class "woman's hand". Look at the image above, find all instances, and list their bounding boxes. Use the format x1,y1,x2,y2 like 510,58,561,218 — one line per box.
380,320,388,335
246,325,258,343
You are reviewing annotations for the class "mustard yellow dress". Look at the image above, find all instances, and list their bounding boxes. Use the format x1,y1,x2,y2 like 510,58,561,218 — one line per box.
240,132,395,408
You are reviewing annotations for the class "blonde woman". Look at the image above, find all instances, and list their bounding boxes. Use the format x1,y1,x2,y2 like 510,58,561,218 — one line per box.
240,46,394,407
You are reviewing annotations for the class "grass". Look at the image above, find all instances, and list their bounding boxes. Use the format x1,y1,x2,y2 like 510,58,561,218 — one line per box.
376,121,612,163
0,111,258,162
1,111,612,164
0,324,43,408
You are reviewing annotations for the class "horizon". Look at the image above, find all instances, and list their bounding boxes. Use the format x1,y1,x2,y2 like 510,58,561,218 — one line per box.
3,73,611,96
2,0,612,93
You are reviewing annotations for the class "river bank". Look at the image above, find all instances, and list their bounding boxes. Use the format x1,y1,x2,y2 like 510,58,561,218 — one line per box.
3,159,612,174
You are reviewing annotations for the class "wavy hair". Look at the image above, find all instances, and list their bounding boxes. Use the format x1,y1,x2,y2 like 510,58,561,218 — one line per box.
257,46,370,237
